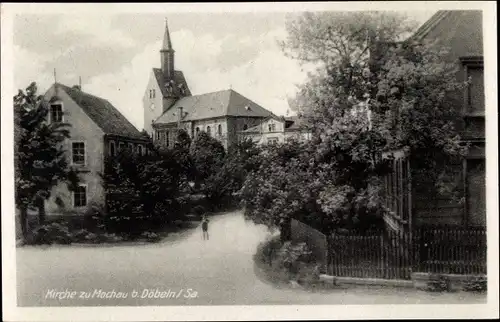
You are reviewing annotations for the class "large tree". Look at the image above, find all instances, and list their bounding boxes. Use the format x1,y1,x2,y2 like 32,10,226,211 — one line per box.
243,12,467,237
189,131,226,201
14,82,79,241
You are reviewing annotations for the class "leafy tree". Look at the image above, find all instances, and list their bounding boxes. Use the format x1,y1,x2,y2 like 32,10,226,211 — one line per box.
102,145,183,234
189,131,226,199
243,12,467,237
14,82,79,241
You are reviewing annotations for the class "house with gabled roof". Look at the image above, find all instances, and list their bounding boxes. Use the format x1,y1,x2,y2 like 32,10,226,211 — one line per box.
143,19,275,149
43,83,150,216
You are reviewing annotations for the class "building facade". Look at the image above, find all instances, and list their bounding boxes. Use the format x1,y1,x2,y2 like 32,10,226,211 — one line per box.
144,20,275,149
43,83,150,216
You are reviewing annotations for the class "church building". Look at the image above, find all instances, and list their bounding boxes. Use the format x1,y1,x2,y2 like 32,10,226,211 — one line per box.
143,19,276,149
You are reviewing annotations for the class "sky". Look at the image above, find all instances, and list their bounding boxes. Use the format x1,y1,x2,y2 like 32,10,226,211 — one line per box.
13,11,436,130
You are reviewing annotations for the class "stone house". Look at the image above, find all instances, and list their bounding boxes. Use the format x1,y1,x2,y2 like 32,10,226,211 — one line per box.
42,83,150,216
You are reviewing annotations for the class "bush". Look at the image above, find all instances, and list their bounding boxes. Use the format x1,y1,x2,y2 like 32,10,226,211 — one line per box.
31,222,72,245
275,241,314,275
140,231,161,242
83,202,106,232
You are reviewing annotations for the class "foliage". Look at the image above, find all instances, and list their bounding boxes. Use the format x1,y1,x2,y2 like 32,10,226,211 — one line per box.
102,145,183,234
14,82,79,241
254,237,321,287
30,222,72,245
189,131,226,200
243,12,468,238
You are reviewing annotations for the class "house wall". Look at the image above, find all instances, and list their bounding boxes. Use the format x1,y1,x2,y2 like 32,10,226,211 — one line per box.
226,116,265,147
43,85,105,216
412,11,485,227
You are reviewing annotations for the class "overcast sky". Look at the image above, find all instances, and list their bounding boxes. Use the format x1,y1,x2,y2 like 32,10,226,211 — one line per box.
13,11,435,130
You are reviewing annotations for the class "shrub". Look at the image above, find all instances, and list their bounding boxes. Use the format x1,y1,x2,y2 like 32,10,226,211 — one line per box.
31,222,72,245
83,202,106,232
140,231,161,242
275,241,314,274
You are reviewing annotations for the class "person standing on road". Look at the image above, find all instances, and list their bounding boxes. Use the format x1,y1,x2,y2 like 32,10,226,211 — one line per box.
201,215,209,240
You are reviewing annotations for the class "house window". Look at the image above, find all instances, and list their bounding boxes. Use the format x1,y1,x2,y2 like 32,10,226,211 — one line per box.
165,131,169,146
268,123,276,132
218,124,222,136
196,127,200,135
71,142,85,165
119,142,125,151
243,124,248,131
152,89,156,99
50,103,63,123
109,140,116,156
73,185,87,207
156,131,160,141
128,142,134,151
137,144,144,155
267,137,279,145
206,126,211,136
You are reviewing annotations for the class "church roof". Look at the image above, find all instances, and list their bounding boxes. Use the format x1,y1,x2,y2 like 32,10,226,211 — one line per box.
152,68,191,98
53,83,147,140
154,89,275,124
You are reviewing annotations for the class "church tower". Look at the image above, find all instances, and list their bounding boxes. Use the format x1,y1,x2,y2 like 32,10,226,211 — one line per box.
143,18,190,135
161,19,175,81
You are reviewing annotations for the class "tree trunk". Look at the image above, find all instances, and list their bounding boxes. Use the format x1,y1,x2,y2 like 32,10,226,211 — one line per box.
20,206,29,242
280,219,292,242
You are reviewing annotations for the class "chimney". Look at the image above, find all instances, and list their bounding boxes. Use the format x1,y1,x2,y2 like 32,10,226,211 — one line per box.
177,106,183,126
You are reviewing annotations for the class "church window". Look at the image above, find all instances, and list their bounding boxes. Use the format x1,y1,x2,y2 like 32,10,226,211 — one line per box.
218,124,222,136
206,126,211,136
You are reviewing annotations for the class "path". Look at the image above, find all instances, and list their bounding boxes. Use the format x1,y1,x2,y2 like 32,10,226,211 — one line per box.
16,210,486,306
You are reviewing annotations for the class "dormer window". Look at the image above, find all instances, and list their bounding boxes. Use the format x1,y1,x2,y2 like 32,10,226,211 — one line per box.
268,123,276,132
50,102,63,123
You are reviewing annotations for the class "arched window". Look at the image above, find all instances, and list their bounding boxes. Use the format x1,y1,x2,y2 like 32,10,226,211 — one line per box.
218,124,222,136
109,141,116,156
243,124,248,131
206,126,211,136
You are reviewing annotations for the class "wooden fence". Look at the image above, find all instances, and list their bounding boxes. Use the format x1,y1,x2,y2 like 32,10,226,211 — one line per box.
327,226,486,280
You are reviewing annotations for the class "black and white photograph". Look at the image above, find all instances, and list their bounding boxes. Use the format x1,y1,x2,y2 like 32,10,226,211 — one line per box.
1,2,498,321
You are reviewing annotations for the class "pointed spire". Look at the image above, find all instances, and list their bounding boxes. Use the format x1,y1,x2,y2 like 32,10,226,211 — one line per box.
162,18,173,52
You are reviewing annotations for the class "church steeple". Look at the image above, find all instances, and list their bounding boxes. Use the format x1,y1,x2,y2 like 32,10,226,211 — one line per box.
160,18,175,80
